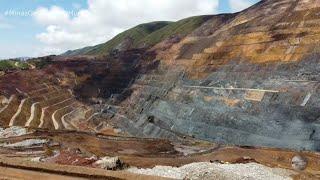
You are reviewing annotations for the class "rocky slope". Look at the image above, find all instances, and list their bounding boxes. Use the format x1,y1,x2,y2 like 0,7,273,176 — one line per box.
63,21,171,56
0,0,320,179
63,15,218,56
0,0,318,151
99,0,320,151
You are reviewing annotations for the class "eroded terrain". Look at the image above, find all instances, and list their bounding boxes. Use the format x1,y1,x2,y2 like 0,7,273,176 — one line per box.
0,0,320,179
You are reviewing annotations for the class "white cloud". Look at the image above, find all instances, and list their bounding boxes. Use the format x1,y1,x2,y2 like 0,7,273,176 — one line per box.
228,0,255,13
0,43,40,59
33,6,70,26
33,0,219,55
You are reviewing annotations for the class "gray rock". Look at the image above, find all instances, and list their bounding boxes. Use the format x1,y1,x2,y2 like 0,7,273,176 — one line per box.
291,155,308,171
94,156,125,170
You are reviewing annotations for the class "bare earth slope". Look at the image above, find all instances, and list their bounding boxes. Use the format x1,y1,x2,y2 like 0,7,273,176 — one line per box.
108,0,320,151
0,0,320,179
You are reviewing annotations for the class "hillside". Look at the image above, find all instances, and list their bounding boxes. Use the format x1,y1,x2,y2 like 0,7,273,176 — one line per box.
63,21,171,56
0,59,29,71
63,15,216,56
0,0,320,179
137,15,215,47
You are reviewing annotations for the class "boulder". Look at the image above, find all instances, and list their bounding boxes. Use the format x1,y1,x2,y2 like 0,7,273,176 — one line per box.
0,95,9,105
291,155,308,171
94,156,126,170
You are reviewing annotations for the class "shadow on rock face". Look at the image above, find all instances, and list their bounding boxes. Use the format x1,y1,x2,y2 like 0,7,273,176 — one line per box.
73,49,159,104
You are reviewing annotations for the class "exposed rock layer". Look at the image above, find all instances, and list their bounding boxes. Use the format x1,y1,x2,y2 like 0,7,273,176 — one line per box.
0,0,319,152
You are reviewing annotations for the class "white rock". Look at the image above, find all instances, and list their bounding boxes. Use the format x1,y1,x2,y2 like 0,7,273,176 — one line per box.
30,157,43,162
1,139,48,148
292,155,308,171
94,156,124,170
0,126,29,138
127,162,296,180
86,155,98,161
0,96,9,105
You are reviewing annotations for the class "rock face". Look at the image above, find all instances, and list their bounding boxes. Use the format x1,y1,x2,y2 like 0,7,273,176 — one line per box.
0,53,157,133
1,1,320,179
115,37,134,52
100,0,320,151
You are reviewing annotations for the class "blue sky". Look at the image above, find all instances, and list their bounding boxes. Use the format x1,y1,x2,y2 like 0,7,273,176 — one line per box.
0,0,87,58
0,0,259,59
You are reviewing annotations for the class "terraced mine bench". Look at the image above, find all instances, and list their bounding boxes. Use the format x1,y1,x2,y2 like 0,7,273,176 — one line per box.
0,82,97,133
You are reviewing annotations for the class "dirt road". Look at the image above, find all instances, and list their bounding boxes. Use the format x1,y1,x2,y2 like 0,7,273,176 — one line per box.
0,166,85,180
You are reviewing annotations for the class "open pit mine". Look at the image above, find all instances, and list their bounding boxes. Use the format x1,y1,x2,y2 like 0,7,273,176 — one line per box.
0,0,319,179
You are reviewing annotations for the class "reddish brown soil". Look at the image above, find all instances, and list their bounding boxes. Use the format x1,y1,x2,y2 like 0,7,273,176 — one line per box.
0,156,167,180
45,149,97,167
2,129,319,178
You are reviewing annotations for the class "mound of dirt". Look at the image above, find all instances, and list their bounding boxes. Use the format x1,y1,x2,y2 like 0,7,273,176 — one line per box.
128,162,296,180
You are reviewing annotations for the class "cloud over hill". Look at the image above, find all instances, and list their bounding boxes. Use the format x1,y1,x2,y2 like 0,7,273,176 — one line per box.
33,0,220,55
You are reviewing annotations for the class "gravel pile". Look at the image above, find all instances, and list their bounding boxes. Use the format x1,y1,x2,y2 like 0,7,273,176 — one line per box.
0,126,29,138
127,162,296,180
1,139,48,148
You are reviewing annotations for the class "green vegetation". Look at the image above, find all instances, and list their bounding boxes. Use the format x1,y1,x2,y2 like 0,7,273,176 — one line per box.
27,57,53,69
63,21,171,56
0,60,29,71
63,15,213,56
139,15,213,47
30,59,51,69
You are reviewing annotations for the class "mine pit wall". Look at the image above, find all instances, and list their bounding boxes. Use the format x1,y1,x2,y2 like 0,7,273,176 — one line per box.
119,0,320,151
111,54,320,151
2,0,320,152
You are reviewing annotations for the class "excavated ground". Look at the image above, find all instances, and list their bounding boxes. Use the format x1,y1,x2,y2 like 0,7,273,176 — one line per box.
0,127,318,179
0,0,320,178
96,0,320,152
0,54,319,178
